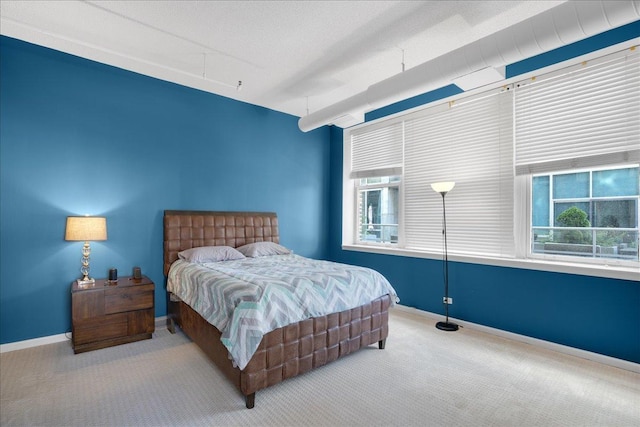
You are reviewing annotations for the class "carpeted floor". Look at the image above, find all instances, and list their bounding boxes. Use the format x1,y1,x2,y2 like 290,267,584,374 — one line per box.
1,309,638,426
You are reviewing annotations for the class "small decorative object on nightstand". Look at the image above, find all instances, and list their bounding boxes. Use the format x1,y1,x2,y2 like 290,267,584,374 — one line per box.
71,275,155,353
105,268,118,286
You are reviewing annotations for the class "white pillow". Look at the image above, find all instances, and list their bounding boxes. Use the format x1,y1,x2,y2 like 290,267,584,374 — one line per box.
236,242,291,257
178,246,245,263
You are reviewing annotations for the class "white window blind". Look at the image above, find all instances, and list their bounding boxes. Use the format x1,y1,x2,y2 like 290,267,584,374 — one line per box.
350,120,403,179
403,89,515,257
514,47,640,175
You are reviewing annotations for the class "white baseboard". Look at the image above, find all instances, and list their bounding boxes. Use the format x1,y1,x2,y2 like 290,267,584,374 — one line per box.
0,333,70,353
393,304,640,374
155,316,167,328
0,316,169,354
3,312,638,374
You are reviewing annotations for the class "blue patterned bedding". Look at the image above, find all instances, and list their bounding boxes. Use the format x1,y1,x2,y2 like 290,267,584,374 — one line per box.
167,254,397,369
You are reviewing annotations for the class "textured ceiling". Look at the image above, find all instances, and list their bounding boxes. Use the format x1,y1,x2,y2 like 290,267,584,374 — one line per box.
1,1,566,120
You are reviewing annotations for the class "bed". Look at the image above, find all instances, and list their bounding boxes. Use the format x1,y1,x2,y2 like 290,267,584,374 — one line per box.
163,210,396,408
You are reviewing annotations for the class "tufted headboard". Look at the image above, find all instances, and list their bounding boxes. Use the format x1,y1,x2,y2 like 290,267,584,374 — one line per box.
163,210,279,275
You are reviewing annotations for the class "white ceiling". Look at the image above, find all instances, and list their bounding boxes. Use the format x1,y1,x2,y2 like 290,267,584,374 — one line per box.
1,1,567,120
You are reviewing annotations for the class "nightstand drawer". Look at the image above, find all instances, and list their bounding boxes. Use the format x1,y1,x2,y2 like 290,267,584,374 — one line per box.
105,284,154,314
74,313,128,345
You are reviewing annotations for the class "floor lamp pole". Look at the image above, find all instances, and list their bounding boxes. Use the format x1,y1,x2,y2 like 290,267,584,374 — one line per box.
432,182,458,332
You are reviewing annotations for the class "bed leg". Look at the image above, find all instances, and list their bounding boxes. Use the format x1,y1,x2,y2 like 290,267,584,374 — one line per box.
245,393,255,409
166,292,176,334
378,338,386,350
166,317,176,334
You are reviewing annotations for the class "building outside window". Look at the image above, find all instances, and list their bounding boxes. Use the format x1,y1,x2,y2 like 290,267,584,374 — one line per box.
356,176,400,244
532,166,639,261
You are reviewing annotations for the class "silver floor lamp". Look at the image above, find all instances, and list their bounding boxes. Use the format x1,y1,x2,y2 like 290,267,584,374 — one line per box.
431,182,459,332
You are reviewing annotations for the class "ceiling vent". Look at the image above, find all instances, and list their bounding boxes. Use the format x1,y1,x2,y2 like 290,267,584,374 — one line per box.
330,112,365,129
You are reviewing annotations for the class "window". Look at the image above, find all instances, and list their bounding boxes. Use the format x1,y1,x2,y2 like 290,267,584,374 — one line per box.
346,118,403,246
346,88,514,257
515,46,639,266
532,166,639,261
356,176,400,244
343,43,639,274
402,89,514,257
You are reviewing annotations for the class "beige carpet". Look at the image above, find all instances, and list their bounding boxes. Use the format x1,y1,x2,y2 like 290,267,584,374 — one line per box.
1,309,638,426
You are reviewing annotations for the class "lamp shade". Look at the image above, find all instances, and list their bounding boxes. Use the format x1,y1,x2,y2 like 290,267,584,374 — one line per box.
431,182,456,194
65,216,107,241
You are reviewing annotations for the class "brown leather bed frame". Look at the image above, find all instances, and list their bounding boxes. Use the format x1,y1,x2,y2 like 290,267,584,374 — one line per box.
163,210,391,408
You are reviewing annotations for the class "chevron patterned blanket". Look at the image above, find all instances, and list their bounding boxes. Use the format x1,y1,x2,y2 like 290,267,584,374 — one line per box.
167,254,397,369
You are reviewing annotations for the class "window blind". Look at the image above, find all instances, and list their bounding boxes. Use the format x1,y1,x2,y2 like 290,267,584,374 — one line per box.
403,89,515,257
350,120,403,179
514,48,640,175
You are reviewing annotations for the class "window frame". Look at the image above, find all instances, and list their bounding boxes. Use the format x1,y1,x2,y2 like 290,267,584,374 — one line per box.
342,39,639,282
527,165,639,268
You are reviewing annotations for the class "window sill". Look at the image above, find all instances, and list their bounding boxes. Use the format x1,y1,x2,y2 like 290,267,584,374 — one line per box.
341,244,639,282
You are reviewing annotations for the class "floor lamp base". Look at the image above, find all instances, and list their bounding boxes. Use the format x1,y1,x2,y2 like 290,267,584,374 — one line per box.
436,321,459,331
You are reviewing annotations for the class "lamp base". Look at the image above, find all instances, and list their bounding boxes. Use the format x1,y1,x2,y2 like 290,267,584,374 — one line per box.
77,277,95,288
436,321,459,332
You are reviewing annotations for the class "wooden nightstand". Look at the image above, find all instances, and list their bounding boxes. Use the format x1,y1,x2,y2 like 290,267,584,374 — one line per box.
71,275,155,354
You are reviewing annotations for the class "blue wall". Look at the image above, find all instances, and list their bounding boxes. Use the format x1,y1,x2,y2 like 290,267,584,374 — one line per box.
2,21,639,365
0,36,330,344
328,23,640,364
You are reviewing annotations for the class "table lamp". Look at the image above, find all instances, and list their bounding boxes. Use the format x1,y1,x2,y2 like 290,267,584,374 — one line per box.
65,216,107,286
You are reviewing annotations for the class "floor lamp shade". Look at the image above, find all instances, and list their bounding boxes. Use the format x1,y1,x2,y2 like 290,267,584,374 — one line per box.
65,216,107,286
431,181,455,194
431,183,458,332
